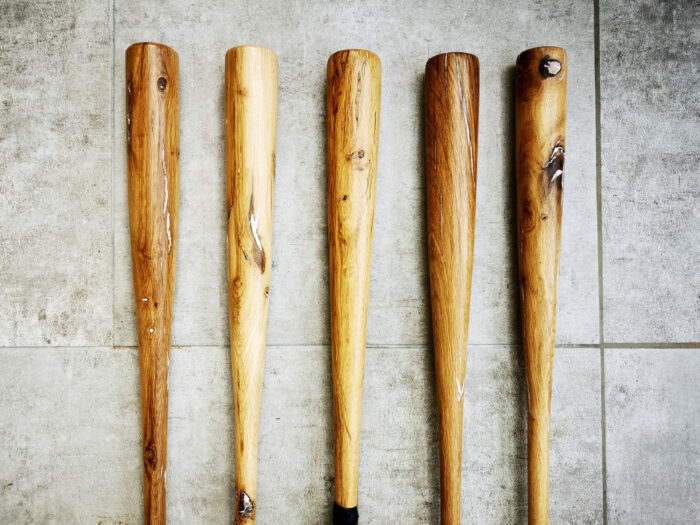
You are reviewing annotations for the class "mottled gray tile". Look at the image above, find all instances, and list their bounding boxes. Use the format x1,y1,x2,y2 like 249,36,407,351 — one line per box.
248,345,603,524
113,0,598,347
600,0,700,342
0,1,112,346
462,346,527,523
0,344,601,523
260,345,435,524
358,347,439,523
549,348,603,525
463,346,602,524
0,345,326,524
605,347,700,524
256,346,334,524
166,346,236,524
0,347,142,524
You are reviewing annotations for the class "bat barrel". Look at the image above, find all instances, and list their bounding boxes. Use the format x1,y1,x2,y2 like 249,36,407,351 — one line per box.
425,52,479,525
126,42,179,525
225,45,278,524
515,46,567,525
327,48,381,524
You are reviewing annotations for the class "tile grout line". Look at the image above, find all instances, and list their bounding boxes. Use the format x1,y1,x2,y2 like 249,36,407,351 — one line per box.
109,0,116,349
0,344,581,351
2,342,698,351
593,0,608,522
603,342,700,348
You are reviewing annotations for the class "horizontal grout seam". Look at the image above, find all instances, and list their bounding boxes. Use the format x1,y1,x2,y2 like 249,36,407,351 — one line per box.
6,343,699,350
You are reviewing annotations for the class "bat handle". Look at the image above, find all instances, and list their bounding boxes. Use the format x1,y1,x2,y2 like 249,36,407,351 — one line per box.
528,392,553,523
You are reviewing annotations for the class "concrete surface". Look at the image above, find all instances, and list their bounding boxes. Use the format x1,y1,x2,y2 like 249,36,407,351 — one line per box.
600,0,700,343
0,0,112,347
0,346,602,524
0,0,697,523
604,348,700,523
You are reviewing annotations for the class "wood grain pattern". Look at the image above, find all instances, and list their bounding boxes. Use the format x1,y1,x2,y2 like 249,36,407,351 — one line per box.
515,46,567,525
225,45,278,524
327,49,381,522
125,42,179,525
425,52,479,525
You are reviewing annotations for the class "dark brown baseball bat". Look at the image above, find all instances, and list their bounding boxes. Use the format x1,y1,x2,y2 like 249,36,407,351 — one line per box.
126,42,179,525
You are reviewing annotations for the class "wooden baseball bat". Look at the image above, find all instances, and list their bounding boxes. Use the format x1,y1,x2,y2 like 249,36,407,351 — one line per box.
425,52,479,525
225,45,278,524
126,42,179,525
327,49,381,525
515,46,567,525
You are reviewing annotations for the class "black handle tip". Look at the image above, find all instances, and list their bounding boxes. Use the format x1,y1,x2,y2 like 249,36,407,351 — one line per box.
333,502,359,525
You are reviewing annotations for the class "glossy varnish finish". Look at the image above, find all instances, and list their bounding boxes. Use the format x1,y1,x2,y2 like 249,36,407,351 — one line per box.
327,49,381,522
425,52,479,525
515,46,567,525
125,42,179,525
225,46,278,524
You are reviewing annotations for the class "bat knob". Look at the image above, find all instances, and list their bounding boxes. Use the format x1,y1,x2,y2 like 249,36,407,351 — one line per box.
333,502,359,525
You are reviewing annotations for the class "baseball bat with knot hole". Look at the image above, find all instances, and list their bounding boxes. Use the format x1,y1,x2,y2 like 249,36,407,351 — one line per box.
515,46,567,525
225,45,278,525
126,42,179,525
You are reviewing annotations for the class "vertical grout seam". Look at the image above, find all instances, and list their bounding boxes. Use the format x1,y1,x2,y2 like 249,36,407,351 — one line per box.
109,0,116,349
593,0,608,523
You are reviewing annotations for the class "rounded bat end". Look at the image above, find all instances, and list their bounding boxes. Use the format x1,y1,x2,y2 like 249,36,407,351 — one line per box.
327,48,381,69
516,46,567,74
126,42,179,60
426,51,479,66
225,45,278,64
517,45,566,61
425,51,479,78
333,502,359,525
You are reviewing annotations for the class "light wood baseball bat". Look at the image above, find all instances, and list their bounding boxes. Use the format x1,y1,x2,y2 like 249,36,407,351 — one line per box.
515,46,567,525
126,42,179,525
225,45,278,524
327,49,381,525
425,52,479,525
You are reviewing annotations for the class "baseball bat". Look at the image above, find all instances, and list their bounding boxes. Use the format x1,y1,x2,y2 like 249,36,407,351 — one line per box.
425,52,479,525
327,49,381,525
225,45,278,524
515,46,567,525
126,42,179,525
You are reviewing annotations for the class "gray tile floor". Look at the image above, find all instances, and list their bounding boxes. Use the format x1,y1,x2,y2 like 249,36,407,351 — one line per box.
0,0,697,523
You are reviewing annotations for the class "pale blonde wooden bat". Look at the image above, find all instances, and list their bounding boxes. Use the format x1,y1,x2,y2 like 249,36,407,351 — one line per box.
327,49,381,525
225,45,278,524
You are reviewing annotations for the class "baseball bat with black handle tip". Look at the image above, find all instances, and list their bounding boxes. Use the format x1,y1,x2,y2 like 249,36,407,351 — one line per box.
225,45,278,524
327,48,381,525
515,45,567,525
126,42,179,525
425,52,479,525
